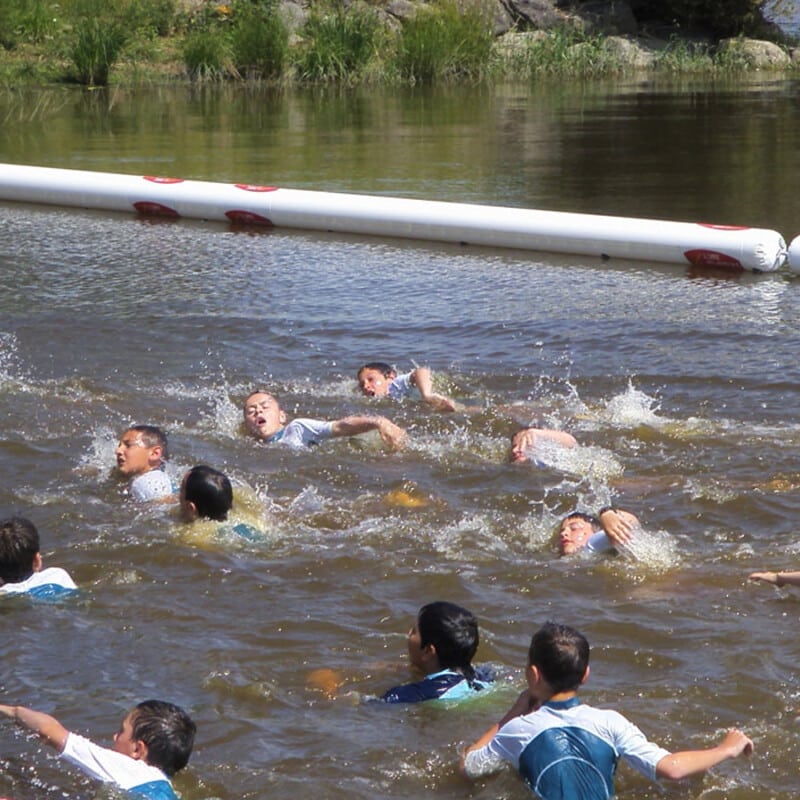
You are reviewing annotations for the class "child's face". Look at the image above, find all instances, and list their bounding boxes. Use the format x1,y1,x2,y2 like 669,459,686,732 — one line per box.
243,392,286,440
112,712,140,758
357,368,394,398
558,517,595,555
406,618,436,673
116,430,160,477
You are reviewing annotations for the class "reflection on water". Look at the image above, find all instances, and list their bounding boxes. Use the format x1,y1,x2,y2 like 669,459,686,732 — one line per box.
2,80,800,799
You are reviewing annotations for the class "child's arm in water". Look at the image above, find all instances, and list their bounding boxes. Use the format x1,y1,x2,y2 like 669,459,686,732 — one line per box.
0,704,69,750
411,367,458,412
509,428,578,463
655,729,753,780
330,415,407,450
749,570,800,588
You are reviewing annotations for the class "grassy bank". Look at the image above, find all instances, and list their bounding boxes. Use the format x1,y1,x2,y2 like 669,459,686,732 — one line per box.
0,0,795,87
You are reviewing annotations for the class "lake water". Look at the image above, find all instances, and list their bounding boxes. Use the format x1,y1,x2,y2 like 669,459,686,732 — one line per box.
2,76,800,799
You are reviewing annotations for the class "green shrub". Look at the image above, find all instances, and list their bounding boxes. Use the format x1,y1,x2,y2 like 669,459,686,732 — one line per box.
230,0,289,79
394,0,494,83
69,16,127,86
296,1,385,82
182,28,232,79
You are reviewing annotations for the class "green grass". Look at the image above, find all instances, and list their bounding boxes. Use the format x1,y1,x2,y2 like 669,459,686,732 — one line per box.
230,0,289,80
394,0,494,83
295,1,386,83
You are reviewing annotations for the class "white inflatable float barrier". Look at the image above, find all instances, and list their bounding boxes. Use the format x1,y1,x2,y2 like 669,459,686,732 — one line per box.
0,163,787,272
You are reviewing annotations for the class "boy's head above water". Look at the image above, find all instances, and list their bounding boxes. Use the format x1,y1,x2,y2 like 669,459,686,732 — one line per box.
113,700,196,777
243,391,287,440
115,425,168,477
0,516,41,584
357,362,396,397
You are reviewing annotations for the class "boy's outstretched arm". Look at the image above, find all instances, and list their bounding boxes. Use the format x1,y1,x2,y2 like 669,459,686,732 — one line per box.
330,416,407,449
655,728,753,781
598,508,638,546
749,570,800,587
411,368,457,412
0,704,69,751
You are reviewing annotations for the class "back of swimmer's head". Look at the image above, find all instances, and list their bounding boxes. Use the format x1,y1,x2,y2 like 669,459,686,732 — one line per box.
181,465,233,522
417,601,479,674
528,621,589,694
129,699,196,776
0,516,39,584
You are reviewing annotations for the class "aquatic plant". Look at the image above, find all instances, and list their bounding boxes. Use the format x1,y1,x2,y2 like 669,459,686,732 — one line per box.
295,0,386,83
393,0,494,83
230,0,289,80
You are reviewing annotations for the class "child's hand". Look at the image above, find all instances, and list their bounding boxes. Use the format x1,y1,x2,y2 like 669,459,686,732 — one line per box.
748,571,780,586
720,728,753,758
599,508,635,546
377,419,406,450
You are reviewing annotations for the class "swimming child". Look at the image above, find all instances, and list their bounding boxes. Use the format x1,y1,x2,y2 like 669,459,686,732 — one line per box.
0,516,76,598
115,425,175,502
381,601,495,703
461,621,752,799
0,699,195,800
356,362,458,412
179,465,232,523
243,390,406,450
558,507,638,556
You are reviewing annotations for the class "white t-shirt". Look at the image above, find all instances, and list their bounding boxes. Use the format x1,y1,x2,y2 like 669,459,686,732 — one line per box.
268,418,335,449
0,567,77,598
130,469,175,502
62,732,176,798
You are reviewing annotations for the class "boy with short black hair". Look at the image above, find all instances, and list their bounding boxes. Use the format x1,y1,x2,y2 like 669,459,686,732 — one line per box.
115,424,175,502
179,465,233,523
462,622,752,799
0,699,195,799
0,516,76,598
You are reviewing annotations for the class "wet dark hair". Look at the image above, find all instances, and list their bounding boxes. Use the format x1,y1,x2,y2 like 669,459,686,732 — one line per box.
561,512,600,529
128,425,169,461
183,465,233,522
528,622,590,694
129,699,196,776
417,601,479,680
357,362,396,379
0,516,39,584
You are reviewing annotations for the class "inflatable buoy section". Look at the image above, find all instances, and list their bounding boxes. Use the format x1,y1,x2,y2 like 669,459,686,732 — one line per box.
788,236,800,273
0,163,788,272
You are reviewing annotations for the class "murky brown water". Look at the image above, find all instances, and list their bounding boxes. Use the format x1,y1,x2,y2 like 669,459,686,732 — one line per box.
2,77,800,799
